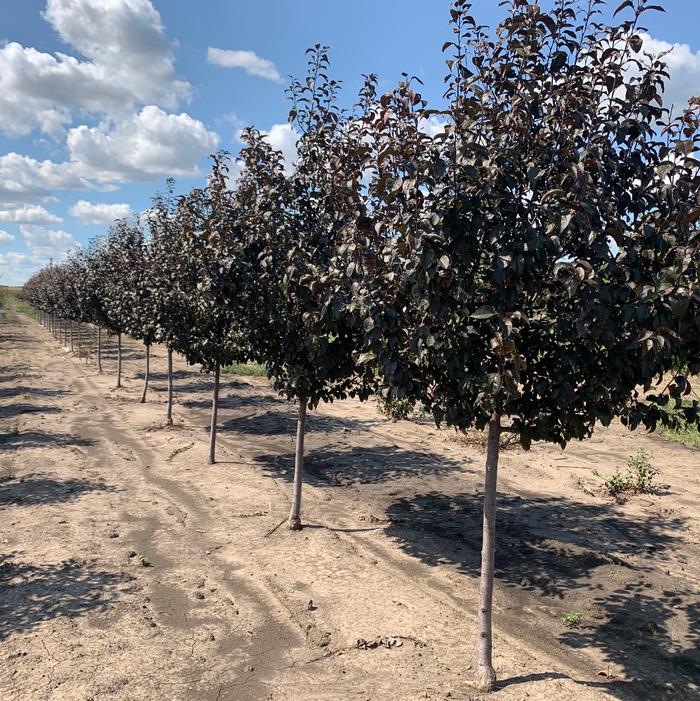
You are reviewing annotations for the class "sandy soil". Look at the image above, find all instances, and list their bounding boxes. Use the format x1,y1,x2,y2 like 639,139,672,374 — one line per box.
0,309,698,701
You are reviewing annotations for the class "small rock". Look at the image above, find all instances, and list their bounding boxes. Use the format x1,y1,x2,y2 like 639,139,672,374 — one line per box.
307,599,317,611
127,551,137,558
195,592,205,600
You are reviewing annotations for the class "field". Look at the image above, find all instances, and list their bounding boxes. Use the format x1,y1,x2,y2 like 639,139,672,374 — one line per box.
1,305,699,701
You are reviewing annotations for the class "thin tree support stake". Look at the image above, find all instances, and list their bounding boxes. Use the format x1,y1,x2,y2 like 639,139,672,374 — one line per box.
77,321,82,359
208,363,220,464
70,321,74,352
288,397,308,531
475,412,502,692
140,344,150,403
97,326,102,373
166,347,174,424
117,333,122,388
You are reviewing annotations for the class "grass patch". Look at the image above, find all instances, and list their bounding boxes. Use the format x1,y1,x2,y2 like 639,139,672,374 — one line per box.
658,398,700,450
660,421,700,449
222,362,266,377
0,287,34,319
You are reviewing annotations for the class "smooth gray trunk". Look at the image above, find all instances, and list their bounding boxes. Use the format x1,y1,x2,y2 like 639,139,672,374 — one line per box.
116,333,122,388
208,363,220,464
140,344,150,403
474,412,502,692
288,397,308,531
97,326,102,373
166,347,174,424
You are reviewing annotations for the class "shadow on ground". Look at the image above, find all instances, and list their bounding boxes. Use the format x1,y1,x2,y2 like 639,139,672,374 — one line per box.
0,387,68,401
256,445,468,486
385,491,699,701
0,474,117,508
0,403,61,420
0,553,133,641
0,430,96,449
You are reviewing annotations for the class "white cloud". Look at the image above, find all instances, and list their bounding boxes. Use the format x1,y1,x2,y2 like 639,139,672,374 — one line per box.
641,33,700,110
67,105,220,182
0,224,78,285
0,0,189,136
0,206,63,224
0,230,15,245
207,48,283,83
263,123,299,174
0,251,35,286
20,224,76,261
0,152,90,208
419,116,447,137
69,200,132,224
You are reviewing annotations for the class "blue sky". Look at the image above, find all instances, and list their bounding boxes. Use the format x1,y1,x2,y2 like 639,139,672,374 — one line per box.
0,0,698,285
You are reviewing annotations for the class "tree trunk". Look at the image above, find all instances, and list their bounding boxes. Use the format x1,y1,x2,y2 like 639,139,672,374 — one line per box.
166,347,174,425
474,412,502,692
77,321,82,358
97,326,102,374
116,333,122,388
288,397,308,531
208,363,220,465
70,321,74,352
140,344,150,403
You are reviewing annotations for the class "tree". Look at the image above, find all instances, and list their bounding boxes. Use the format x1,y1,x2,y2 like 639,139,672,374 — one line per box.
77,238,112,374
345,0,699,690
173,155,250,463
98,220,145,388
120,221,158,403
146,180,185,422
242,47,375,530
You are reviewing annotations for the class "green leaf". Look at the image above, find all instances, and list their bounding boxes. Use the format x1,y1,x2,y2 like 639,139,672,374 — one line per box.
470,306,496,320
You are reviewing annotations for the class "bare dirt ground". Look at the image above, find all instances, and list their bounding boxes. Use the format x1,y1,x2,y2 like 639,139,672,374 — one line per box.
1,308,698,701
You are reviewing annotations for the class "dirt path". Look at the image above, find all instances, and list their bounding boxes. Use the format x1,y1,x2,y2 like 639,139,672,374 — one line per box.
1,310,698,700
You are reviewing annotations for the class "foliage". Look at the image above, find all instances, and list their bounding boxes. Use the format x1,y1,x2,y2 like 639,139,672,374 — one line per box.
145,180,188,352
592,448,659,501
340,0,700,449
375,395,417,421
240,47,375,408
222,362,266,377
170,154,250,372
561,611,583,628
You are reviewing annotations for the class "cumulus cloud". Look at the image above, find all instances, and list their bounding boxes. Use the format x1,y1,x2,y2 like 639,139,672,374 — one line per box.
0,251,36,286
263,123,299,174
0,225,76,285
0,152,91,208
0,230,15,245
641,33,700,110
0,0,190,136
0,206,63,224
69,200,132,224
19,224,76,262
207,48,283,83
67,105,220,182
